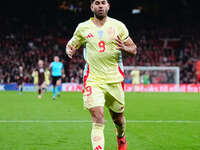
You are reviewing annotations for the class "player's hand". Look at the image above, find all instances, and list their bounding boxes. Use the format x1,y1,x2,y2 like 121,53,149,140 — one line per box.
115,35,127,51
115,35,137,55
66,44,76,59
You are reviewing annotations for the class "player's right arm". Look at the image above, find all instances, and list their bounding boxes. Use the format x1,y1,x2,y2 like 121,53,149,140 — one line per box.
66,44,77,59
66,24,85,59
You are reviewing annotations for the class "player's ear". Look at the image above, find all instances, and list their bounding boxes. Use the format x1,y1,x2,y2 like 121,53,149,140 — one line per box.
107,3,110,10
90,3,94,12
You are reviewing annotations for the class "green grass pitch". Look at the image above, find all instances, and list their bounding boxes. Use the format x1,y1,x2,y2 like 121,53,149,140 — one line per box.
0,91,200,150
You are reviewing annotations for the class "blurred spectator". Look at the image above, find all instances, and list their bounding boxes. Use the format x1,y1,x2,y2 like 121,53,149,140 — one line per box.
0,16,200,84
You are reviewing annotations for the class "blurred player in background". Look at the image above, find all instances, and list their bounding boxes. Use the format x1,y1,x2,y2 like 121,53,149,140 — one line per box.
32,60,50,99
32,69,38,91
16,66,24,95
142,71,150,91
131,67,140,92
66,0,137,149
49,56,65,100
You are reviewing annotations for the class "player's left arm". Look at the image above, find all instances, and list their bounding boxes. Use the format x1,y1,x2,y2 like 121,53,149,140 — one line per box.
32,70,35,77
62,69,65,78
61,63,65,78
115,35,137,55
48,63,53,72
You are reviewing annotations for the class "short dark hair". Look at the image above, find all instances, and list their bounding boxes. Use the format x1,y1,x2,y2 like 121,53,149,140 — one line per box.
90,0,110,4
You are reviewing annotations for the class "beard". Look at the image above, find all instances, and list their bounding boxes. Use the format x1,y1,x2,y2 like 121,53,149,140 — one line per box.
94,9,108,20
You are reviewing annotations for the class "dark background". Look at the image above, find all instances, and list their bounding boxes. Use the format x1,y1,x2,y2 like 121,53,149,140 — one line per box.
1,0,199,24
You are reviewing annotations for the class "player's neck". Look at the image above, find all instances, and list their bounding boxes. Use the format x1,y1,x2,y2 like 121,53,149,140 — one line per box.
93,16,107,27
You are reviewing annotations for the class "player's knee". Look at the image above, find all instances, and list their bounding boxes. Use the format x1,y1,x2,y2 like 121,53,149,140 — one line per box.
91,111,104,124
57,80,61,85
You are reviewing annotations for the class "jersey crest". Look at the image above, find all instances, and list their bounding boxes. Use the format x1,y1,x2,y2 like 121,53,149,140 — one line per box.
97,30,103,39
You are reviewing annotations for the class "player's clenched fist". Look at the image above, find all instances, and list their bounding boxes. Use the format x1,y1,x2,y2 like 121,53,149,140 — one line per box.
66,44,76,59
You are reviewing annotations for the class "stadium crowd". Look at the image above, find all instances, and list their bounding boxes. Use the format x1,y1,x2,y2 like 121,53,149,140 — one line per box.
0,16,200,84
